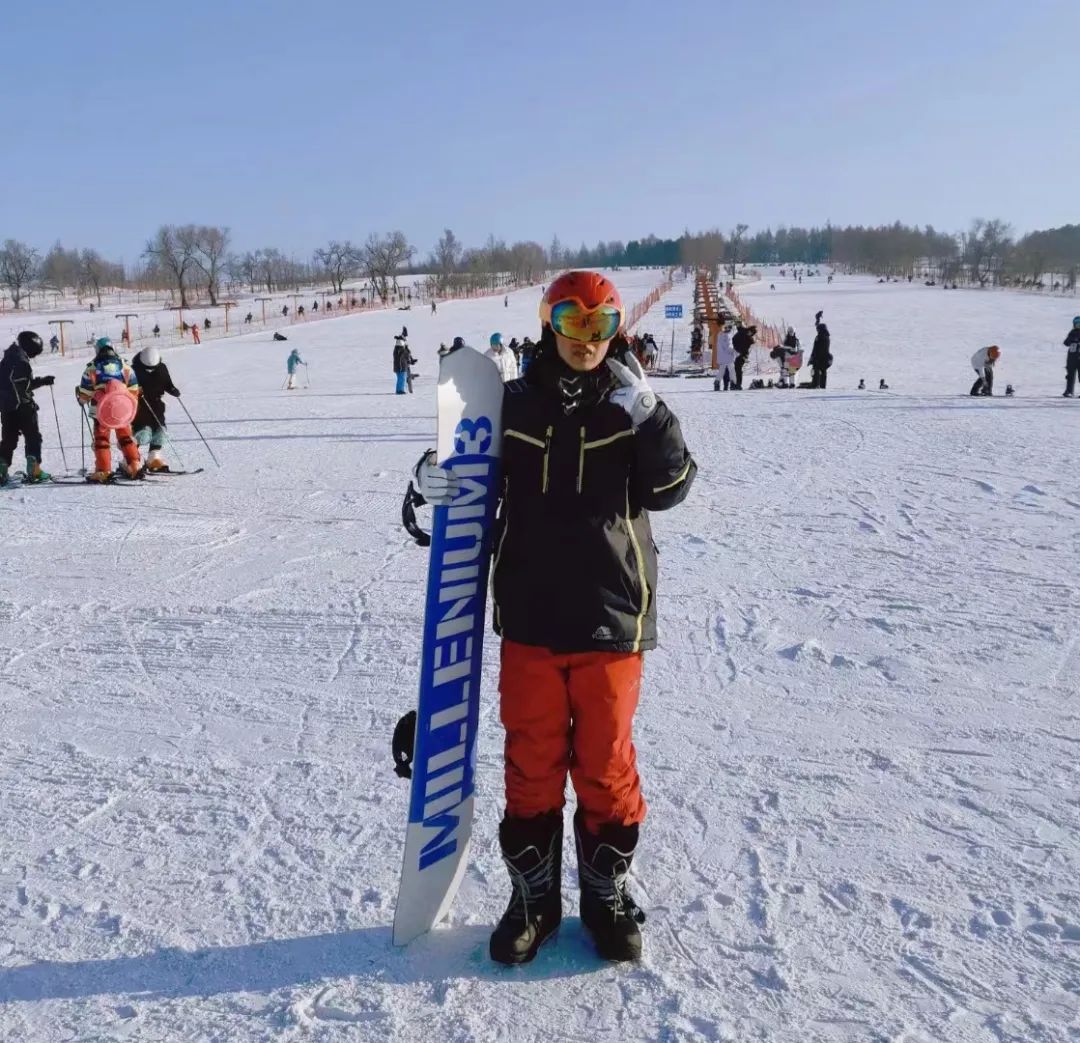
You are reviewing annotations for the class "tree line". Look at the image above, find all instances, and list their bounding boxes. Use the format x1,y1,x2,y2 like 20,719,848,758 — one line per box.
2,218,1076,311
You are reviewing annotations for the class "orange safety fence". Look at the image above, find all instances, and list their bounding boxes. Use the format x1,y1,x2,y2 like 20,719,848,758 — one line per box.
625,271,675,331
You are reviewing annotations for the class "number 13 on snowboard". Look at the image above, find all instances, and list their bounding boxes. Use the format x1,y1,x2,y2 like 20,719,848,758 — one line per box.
393,345,504,945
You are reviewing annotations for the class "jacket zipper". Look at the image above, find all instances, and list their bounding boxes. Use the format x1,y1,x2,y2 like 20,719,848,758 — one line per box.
541,425,553,494
576,427,586,493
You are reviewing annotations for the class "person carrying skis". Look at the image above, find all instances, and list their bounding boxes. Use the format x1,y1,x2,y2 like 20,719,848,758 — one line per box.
1063,316,1080,397
809,310,831,389
392,335,414,394
413,271,696,965
0,331,55,485
485,332,519,382
77,337,143,482
286,347,307,390
132,346,181,471
969,344,1000,396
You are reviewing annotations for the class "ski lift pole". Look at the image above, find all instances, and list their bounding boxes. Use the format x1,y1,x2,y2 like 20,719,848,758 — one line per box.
48,384,69,473
176,397,221,468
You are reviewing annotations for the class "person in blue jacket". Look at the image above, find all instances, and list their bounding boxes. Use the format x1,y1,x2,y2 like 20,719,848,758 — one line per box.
287,348,307,390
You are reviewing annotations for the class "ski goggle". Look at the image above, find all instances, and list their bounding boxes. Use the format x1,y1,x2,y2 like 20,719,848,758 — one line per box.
549,299,623,343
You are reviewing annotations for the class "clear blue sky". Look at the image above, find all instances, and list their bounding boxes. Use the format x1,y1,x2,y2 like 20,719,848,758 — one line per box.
3,0,1076,264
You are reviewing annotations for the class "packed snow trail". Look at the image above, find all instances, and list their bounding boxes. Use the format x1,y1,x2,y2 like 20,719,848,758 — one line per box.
0,272,1077,1042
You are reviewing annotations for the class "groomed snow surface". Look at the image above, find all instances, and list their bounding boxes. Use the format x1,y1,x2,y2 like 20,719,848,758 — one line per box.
1,270,1077,1042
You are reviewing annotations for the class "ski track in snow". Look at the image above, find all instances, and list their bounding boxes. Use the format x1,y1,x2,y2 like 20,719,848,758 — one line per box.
1,271,1078,1042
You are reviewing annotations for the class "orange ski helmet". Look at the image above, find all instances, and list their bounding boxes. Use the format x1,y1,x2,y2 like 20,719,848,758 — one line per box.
540,271,624,343
988,345,1001,360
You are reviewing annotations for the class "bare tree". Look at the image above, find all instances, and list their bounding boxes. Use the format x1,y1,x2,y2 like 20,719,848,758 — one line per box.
143,225,198,307
362,232,414,302
0,240,40,310
429,228,462,293
314,240,362,294
40,242,81,292
190,225,230,305
77,250,123,306
727,223,749,278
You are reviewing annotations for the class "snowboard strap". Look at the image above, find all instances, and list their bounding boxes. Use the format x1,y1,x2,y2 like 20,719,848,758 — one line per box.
401,483,431,547
392,709,417,779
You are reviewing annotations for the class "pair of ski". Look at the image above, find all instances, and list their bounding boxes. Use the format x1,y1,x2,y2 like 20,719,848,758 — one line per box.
3,468,204,488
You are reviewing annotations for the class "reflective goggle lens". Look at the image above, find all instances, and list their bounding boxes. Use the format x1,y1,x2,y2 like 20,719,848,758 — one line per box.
549,300,622,343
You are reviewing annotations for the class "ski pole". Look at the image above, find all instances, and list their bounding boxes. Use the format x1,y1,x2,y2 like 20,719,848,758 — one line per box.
79,400,85,474
79,402,95,475
177,397,221,468
49,384,69,473
304,364,310,388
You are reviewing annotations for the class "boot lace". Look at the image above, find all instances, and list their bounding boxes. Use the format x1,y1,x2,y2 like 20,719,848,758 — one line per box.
580,850,646,925
504,845,557,926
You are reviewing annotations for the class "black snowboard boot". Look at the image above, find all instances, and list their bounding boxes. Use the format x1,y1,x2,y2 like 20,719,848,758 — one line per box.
574,811,646,962
489,812,562,965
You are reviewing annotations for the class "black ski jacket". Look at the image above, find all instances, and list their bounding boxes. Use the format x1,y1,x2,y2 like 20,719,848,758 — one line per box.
393,343,413,373
132,357,179,428
492,334,696,653
1065,329,1080,356
810,324,831,368
732,328,754,358
0,344,48,412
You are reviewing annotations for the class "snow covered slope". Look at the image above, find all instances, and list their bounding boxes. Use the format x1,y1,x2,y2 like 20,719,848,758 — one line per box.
1,271,1076,1042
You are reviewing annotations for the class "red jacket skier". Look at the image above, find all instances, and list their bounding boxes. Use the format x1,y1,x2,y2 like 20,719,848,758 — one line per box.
414,271,696,964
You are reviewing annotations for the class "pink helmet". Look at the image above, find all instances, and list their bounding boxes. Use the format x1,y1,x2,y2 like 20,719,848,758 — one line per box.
95,381,137,429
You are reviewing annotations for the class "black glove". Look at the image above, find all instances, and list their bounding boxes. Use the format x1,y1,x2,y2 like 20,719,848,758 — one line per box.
32,375,55,388
168,387,181,397
815,310,823,323
392,710,417,779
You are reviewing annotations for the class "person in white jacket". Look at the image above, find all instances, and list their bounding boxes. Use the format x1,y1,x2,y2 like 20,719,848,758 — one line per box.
715,326,736,390
970,345,1000,396
486,333,519,382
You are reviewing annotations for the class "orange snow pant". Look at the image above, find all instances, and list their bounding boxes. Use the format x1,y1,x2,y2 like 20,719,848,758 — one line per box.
94,421,141,475
499,639,646,832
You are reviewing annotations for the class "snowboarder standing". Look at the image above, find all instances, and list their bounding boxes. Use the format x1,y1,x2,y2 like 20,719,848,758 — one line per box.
392,335,415,394
485,332,519,382
77,338,143,482
413,271,696,965
286,347,307,390
809,311,831,389
969,345,1000,396
132,346,181,471
0,331,55,485
1063,316,1080,397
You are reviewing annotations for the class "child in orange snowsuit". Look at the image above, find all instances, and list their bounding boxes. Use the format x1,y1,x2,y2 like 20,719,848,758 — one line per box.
76,338,142,482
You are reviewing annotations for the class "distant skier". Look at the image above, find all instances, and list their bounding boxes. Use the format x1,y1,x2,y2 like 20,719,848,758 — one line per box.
809,311,831,388
152,324,161,337
412,271,696,967
773,327,800,387
969,345,1000,396
0,331,55,485
191,323,201,344
392,335,414,394
49,333,60,354
1064,317,1080,397
77,338,143,482
519,335,537,375
132,346,181,471
732,322,755,389
203,317,211,330
286,347,307,390
641,333,659,371
715,324,735,390
431,300,437,315
485,332,520,382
